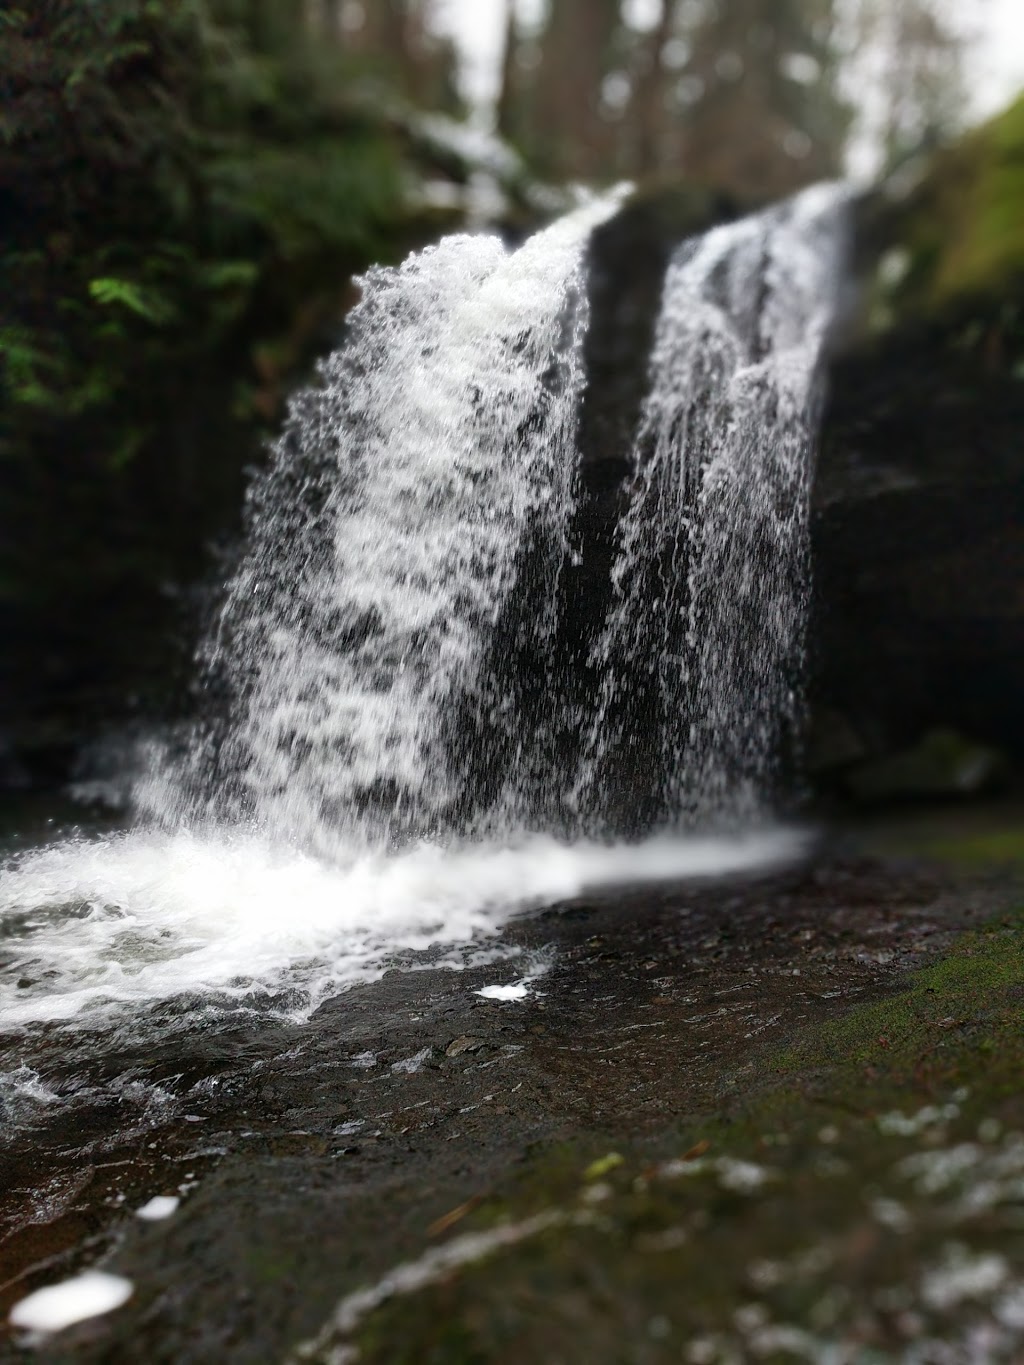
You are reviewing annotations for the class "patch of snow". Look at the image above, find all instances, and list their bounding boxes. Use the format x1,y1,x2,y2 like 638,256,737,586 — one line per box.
716,1158,775,1194
922,1246,1009,1309
995,1286,1024,1330
9,1271,133,1334
289,1212,564,1362
878,1102,961,1137
870,1197,912,1233
414,113,522,179
135,1195,180,1221
898,1143,982,1195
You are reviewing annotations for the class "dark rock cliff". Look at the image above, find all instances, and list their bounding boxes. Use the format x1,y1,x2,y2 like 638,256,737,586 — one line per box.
810,310,1024,781
809,97,1024,797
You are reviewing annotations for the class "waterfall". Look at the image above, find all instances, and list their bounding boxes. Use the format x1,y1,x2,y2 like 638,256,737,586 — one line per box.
0,188,847,1026
574,184,849,833
143,184,848,854
146,193,626,854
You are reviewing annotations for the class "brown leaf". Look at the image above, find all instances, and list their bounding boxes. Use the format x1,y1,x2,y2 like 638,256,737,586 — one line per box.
427,1195,483,1238
681,1139,711,1161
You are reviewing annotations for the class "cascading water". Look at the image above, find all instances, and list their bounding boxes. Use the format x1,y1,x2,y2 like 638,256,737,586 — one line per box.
0,186,846,1026
144,194,624,853
574,183,850,835
149,183,847,853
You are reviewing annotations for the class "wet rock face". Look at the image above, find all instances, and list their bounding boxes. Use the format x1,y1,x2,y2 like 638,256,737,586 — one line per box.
579,187,739,491
810,306,1024,778
810,97,1024,788
567,186,739,650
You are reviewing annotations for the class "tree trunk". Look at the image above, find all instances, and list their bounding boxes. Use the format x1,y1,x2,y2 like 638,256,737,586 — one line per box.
528,0,621,180
496,0,522,144
629,0,674,176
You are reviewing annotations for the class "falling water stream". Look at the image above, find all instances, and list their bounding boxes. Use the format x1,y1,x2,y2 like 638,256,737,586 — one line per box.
0,185,848,1031
576,183,849,833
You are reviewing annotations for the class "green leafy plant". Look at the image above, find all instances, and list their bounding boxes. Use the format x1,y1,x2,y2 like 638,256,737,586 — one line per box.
88,278,177,325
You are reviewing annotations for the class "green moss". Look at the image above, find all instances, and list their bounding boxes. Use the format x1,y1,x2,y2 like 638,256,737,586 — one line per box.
942,94,1024,298
311,911,1024,1364
894,92,1024,309
859,819,1024,868
776,913,1024,1085
924,830,1024,865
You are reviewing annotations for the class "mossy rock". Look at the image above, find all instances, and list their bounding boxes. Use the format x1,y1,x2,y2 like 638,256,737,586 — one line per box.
844,728,1009,805
886,91,1024,314
296,908,1024,1365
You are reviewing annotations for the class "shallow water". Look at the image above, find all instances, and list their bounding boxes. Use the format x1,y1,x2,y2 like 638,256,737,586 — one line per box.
0,820,808,1342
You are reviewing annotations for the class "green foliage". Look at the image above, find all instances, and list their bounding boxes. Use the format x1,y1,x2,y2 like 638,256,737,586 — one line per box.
88,278,176,324
0,0,416,454
890,90,1024,310
207,136,405,260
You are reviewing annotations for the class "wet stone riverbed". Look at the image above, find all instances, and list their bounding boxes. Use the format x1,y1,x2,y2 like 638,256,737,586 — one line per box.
1,817,1023,1363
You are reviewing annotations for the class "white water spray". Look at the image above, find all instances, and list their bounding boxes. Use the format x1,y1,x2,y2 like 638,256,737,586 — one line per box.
0,828,804,1026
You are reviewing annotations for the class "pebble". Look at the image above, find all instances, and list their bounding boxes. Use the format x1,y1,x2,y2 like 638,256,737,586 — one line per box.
445,1036,484,1058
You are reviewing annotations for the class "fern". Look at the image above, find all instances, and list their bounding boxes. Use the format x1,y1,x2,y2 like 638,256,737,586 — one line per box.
88,277,176,325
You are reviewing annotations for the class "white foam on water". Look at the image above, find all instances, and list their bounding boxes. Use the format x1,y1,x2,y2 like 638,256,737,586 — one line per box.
0,826,805,1029
0,1064,60,1114
474,946,551,1001
476,983,530,1002
9,1271,133,1334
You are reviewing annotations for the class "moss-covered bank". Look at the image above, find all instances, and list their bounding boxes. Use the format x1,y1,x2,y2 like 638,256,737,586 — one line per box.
886,92,1024,313
298,905,1024,1364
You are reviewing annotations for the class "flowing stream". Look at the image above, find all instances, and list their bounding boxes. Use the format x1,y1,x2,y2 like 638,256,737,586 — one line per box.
0,186,847,1030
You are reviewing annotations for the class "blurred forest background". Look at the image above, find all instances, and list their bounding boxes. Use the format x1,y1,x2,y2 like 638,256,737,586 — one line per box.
0,0,1012,788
